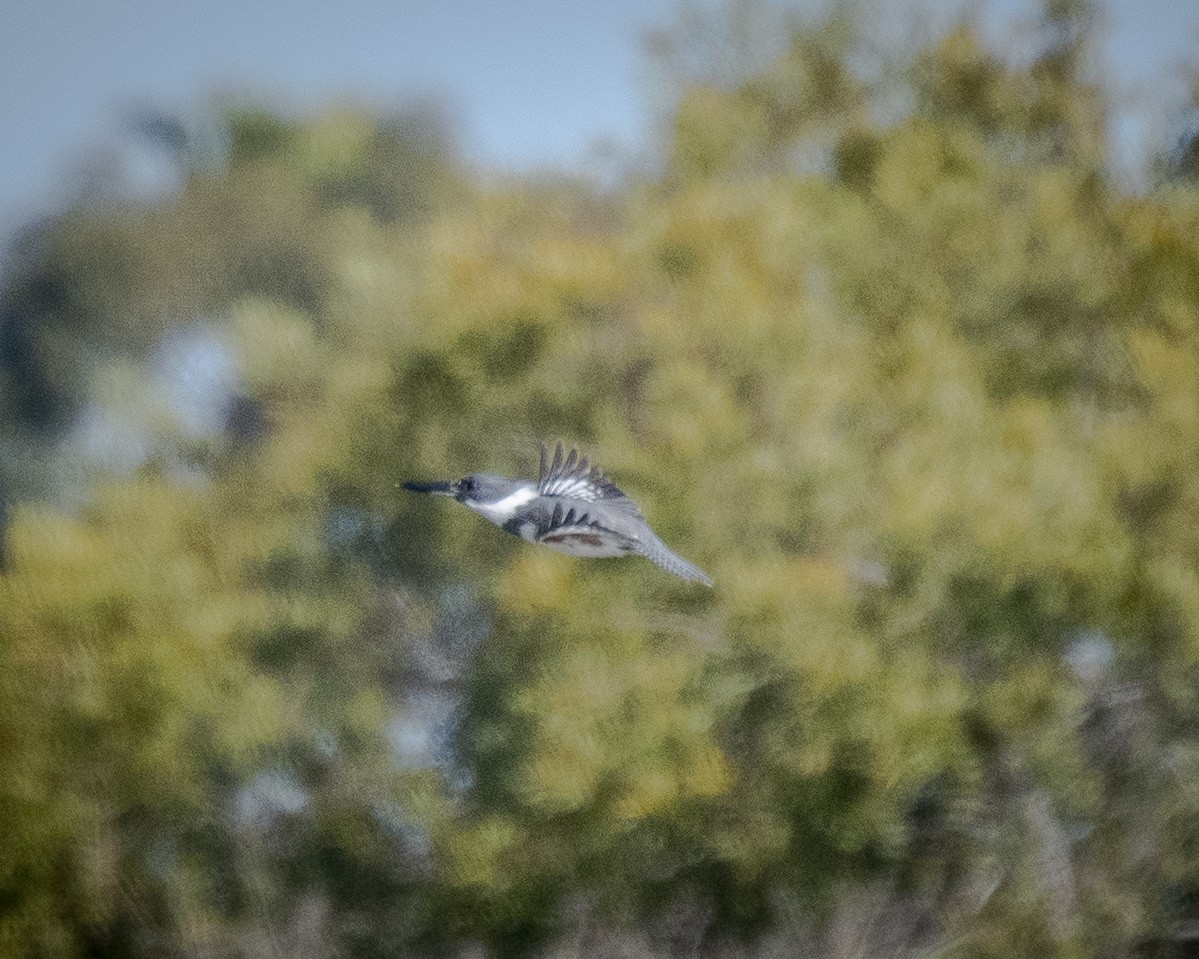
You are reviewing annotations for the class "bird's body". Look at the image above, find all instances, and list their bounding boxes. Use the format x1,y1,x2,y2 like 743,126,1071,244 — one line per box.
403,442,712,586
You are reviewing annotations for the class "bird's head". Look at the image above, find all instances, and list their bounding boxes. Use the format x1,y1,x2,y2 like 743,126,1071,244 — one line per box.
403,472,531,516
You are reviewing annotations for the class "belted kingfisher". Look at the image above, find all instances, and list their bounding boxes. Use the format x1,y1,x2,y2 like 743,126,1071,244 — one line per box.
403,441,713,586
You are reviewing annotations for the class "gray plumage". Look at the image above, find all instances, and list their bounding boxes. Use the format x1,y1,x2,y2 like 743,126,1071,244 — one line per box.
403,441,712,586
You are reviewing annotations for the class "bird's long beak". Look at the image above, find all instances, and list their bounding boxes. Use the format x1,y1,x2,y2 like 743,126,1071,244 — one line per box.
402,479,459,497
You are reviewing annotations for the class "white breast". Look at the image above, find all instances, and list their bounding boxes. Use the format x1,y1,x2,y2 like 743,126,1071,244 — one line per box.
467,485,538,524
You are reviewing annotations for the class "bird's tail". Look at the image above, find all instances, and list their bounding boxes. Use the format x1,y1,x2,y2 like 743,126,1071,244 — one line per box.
634,532,713,587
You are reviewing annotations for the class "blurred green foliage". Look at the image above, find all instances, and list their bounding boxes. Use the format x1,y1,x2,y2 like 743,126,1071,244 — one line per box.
4,2,1199,956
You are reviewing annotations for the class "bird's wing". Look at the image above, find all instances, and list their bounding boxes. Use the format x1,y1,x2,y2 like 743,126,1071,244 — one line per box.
537,441,643,516
534,502,608,541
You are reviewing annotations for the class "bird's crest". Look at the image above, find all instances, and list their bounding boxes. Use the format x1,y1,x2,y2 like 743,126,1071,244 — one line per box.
538,441,642,516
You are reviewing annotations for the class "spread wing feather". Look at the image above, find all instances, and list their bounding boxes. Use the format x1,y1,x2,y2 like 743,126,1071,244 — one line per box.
538,441,643,516
537,502,598,538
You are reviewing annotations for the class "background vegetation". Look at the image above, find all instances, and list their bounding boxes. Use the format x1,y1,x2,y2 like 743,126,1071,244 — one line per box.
4,1,1199,956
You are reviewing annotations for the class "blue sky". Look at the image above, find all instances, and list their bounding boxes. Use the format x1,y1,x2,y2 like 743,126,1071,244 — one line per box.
2,0,1197,226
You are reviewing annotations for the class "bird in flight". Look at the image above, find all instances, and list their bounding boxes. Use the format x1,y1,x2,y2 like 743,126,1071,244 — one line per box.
403,441,712,586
